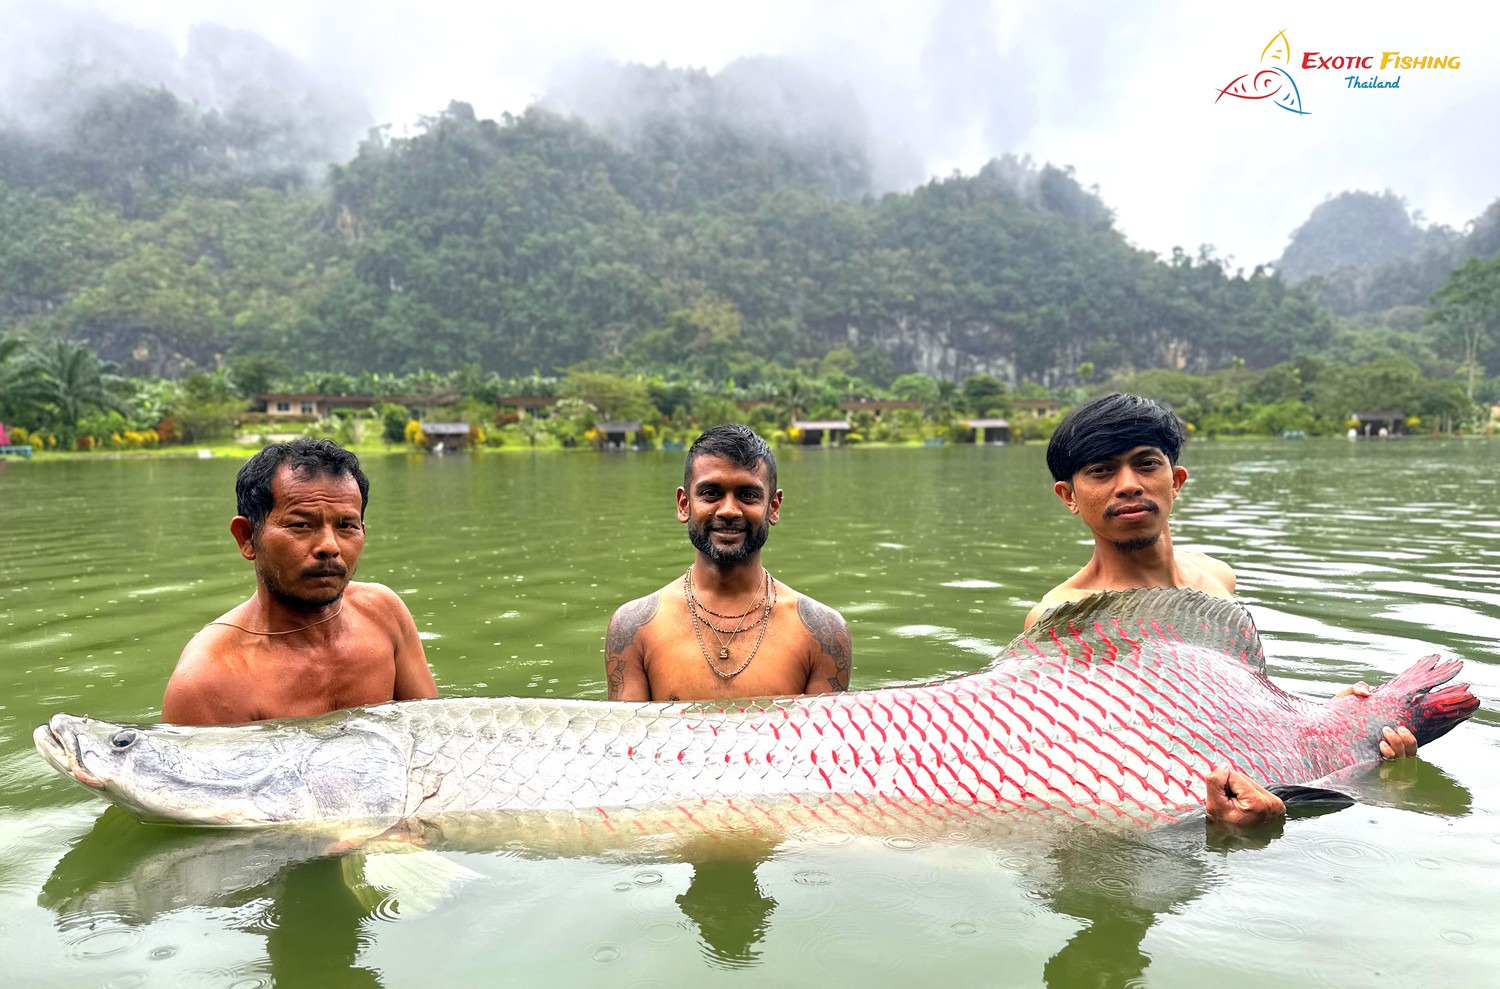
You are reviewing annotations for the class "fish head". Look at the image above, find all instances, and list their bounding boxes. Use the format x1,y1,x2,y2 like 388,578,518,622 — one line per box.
34,712,409,828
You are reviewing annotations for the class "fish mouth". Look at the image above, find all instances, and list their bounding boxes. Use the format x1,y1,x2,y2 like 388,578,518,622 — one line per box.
33,719,104,789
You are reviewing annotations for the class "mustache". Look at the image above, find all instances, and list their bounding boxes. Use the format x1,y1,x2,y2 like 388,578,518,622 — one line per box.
707,520,748,532
302,564,349,578
1106,500,1160,517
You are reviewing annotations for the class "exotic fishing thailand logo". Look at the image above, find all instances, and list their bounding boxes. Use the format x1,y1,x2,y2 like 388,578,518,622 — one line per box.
1217,30,1463,114
1216,31,1309,115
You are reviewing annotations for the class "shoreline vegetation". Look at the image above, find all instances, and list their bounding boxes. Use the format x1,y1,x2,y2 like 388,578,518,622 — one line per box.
2,85,1498,459
1,353,1496,462
6,424,1493,466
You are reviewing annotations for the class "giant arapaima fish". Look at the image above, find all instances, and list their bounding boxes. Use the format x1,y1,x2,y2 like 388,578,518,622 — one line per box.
34,589,1479,846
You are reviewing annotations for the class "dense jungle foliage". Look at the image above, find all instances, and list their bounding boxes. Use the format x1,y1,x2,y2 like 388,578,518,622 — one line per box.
1,68,1497,450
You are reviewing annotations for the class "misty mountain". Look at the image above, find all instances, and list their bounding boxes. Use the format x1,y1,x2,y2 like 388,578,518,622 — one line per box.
1275,190,1498,317
0,6,371,204
541,57,923,202
3,79,1341,385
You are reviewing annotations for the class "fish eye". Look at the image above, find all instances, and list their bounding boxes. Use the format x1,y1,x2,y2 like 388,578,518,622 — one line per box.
110,729,138,750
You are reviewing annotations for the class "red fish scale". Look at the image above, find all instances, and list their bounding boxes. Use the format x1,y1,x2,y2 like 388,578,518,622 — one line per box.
412,658,1357,836
324,591,1464,840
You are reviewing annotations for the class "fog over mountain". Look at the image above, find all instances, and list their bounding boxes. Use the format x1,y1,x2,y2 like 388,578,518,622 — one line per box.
0,4,371,178
2,0,1496,266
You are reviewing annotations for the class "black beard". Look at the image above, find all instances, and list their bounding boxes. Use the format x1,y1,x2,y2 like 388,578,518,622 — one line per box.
1111,534,1162,553
688,518,769,565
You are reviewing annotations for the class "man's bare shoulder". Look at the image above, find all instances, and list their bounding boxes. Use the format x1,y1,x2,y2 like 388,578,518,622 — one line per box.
163,628,251,724
785,586,848,632
1180,551,1237,595
174,619,247,671
609,586,669,626
607,589,667,649
605,589,668,701
1024,583,1098,630
345,580,413,613
340,581,424,639
786,586,850,650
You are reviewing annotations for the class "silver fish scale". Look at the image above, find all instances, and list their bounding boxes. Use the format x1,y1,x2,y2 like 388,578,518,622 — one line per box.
348,591,1385,835
37,589,1475,838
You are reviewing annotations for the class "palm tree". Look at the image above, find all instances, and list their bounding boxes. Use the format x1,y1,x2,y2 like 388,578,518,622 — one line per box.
20,338,128,446
0,335,26,423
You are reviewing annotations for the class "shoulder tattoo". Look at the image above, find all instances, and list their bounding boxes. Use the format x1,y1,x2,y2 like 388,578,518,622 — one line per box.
606,594,659,697
797,595,851,691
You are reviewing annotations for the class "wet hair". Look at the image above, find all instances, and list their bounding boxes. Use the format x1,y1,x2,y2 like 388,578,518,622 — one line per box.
236,438,369,533
1046,393,1187,482
684,424,777,491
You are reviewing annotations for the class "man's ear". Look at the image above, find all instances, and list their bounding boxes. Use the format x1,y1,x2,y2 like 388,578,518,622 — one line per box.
768,489,783,525
676,486,690,524
1054,480,1079,514
1171,464,1188,496
230,516,256,561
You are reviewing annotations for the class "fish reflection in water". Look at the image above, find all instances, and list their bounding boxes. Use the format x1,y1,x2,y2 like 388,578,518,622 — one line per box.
40,807,384,986
39,760,1471,982
38,807,780,975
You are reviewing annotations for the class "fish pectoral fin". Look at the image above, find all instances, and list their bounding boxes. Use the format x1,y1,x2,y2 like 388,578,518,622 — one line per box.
1266,784,1356,814
342,845,483,917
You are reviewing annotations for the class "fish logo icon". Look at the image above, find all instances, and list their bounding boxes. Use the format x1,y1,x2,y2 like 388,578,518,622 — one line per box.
1216,30,1309,115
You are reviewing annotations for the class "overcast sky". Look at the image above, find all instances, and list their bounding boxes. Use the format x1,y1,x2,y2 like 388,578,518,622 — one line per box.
7,0,1496,267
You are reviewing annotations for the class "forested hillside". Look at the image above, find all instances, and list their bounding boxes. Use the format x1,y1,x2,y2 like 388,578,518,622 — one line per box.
1,69,1344,388
1276,191,1500,317
3,61,1497,452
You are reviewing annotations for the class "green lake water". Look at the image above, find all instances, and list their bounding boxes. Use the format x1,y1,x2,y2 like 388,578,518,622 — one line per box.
1,441,1497,987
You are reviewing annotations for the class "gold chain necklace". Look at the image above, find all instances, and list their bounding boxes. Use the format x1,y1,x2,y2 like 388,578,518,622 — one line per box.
685,571,777,678
208,599,345,636
687,584,765,621
685,569,771,635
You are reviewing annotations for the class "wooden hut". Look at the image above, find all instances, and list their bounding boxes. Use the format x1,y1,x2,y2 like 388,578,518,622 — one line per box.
1351,410,1405,437
791,420,852,446
420,422,473,452
958,418,1012,444
595,421,641,450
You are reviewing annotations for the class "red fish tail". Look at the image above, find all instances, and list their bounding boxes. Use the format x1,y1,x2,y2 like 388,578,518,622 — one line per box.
1379,655,1480,746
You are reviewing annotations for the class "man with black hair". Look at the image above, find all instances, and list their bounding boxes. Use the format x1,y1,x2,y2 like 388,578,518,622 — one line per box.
1026,392,1232,626
162,438,437,725
1030,393,1415,826
605,424,851,702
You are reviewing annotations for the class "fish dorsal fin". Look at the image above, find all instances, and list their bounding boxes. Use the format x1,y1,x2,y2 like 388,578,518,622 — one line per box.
1020,587,1267,673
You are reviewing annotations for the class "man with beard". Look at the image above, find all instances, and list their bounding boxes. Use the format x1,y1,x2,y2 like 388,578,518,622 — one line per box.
162,438,437,725
605,424,850,702
1028,393,1415,826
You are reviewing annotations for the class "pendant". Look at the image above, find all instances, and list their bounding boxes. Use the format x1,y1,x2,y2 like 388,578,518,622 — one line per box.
719,646,729,659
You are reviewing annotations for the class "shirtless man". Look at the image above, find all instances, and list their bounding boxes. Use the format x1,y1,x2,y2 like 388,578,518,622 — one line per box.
1028,393,1416,826
162,438,437,725
605,424,851,702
